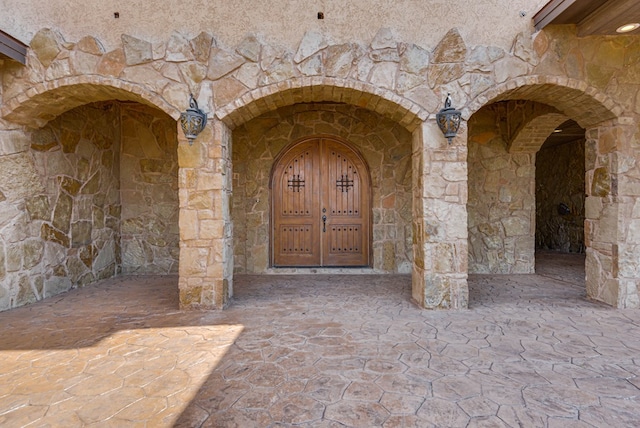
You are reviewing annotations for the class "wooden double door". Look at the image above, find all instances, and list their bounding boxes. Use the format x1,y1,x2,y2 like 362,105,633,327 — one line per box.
272,137,371,267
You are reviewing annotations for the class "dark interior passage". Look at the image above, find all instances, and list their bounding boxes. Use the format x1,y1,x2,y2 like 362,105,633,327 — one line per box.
535,119,586,254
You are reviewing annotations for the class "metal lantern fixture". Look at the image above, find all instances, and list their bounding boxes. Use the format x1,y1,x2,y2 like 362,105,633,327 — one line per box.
180,94,207,145
436,93,462,144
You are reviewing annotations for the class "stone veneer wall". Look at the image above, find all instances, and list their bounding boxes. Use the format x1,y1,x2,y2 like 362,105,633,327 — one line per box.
0,102,121,310
232,103,413,273
0,100,179,312
535,139,586,253
1,22,639,309
120,103,179,274
467,106,535,274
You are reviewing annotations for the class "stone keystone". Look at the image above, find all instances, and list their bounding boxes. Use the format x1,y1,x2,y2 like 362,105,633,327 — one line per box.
76,36,104,55
371,28,397,50
236,34,262,62
294,30,328,64
166,32,195,62
122,34,153,66
30,28,64,67
432,28,467,63
512,32,537,65
207,48,245,80
190,32,216,63
400,44,430,74
97,48,126,76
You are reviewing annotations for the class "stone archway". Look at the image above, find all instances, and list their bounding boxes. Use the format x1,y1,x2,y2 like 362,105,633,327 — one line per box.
0,91,180,309
178,81,469,310
1,76,180,128
270,136,372,268
466,77,638,308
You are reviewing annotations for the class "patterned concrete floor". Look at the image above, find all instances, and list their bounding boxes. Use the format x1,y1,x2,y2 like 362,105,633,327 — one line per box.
1,252,640,427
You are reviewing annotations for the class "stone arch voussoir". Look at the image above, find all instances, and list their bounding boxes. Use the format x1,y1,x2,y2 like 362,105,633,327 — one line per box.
465,75,624,129
1,76,180,128
508,112,569,153
215,77,429,132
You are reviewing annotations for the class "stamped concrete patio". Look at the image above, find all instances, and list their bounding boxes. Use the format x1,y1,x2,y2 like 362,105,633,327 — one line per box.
1,251,640,427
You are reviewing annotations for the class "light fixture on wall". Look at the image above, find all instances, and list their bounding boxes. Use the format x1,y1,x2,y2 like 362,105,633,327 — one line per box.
436,93,462,144
180,94,207,145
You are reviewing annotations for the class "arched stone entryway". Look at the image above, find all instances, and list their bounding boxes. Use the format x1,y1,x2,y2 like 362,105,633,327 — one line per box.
179,80,470,310
0,81,180,308
270,136,372,268
466,77,638,308
232,104,409,274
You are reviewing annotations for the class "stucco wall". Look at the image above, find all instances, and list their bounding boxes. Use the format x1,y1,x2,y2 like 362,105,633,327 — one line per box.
0,0,547,53
0,102,121,311
536,139,585,253
120,103,180,274
232,103,413,273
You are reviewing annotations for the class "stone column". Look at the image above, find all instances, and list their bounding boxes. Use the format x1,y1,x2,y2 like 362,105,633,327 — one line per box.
585,121,640,308
177,118,233,309
412,120,469,309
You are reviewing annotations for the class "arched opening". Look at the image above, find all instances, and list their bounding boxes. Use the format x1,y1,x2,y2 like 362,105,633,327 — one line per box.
467,78,630,307
270,136,372,268
1,77,180,128
231,103,413,275
535,119,586,252
0,94,179,309
534,119,587,283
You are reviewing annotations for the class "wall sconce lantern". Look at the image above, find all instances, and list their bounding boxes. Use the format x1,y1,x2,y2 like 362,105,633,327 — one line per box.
180,94,207,145
436,93,462,144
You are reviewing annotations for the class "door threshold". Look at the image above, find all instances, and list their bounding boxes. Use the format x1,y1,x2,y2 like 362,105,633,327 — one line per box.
265,267,381,274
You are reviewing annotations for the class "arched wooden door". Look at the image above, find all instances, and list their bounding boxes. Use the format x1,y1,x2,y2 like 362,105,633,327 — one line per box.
271,137,371,267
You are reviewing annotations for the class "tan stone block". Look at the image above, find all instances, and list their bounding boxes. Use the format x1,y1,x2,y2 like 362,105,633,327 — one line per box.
585,196,603,219
190,31,216,62
178,141,207,168
495,56,529,83
212,77,248,107
30,29,63,67
298,53,324,76
196,172,217,191
591,167,610,197
121,34,153,66
501,216,529,237
207,48,245,80
294,30,328,64
162,83,190,111
166,32,194,62
179,247,208,276
179,62,207,85
70,50,100,74
432,28,467,63
179,210,198,240
586,63,615,89
199,220,224,239
180,285,202,307
206,263,224,278
187,191,213,210
76,36,104,55
44,59,71,81
196,208,215,220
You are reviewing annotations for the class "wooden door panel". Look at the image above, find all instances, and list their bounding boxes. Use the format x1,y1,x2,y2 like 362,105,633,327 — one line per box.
273,141,320,266
326,224,364,264
272,137,369,267
322,139,369,266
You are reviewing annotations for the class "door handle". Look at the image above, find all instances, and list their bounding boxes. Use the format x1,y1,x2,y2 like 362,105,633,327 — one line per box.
322,215,327,232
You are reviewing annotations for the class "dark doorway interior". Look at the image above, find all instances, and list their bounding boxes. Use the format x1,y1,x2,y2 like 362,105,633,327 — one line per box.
535,119,586,254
